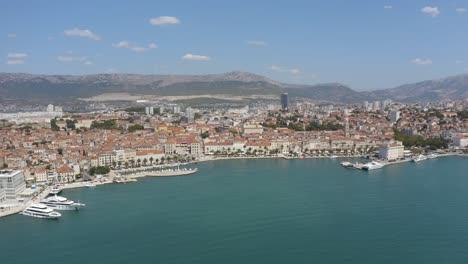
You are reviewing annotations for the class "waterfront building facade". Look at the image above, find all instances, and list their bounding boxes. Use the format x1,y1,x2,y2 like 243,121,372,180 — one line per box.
0,170,26,201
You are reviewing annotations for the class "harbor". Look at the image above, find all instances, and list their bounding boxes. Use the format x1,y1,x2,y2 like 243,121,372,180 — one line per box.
2,157,468,264
0,164,198,219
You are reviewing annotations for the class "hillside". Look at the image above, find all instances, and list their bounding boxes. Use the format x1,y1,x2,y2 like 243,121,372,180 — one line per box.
1,71,468,104
369,73,468,102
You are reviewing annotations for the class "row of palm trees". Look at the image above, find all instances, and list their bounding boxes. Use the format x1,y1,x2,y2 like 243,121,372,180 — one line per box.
111,154,194,169
208,145,377,157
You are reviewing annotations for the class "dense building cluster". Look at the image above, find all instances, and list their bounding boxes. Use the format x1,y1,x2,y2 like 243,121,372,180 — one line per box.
0,98,467,190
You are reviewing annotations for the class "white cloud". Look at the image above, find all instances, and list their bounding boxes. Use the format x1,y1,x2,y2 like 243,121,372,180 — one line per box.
269,65,301,75
456,8,466,14
6,60,24,65
384,5,393,9
130,46,147,52
7,53,28,58
112,41,154,52
64,28,101,40
57,56,87,62
182,53,211,61
149,16,180,25
421,6,440,17
83,60,94,66
412,58,432,65
7,33,16,38
246,40,268,46
112,41,130,48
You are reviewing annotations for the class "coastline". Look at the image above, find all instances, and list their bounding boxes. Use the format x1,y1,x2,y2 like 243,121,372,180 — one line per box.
1,152,466,219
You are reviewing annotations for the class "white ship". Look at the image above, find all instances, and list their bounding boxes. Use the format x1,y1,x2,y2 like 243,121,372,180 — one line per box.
20,203,61,219
362,161,384,171
412,154,427,162
41,195,86,210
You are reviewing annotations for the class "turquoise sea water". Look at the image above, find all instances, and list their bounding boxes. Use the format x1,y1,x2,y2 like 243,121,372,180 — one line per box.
1,156,468,264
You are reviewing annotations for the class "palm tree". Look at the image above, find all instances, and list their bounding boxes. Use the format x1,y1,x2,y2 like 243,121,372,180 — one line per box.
149,157,154,165
137,158,141,166
143,158,148,166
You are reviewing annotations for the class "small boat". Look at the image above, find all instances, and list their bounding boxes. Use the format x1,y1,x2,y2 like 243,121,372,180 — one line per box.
49,186,62,195
330,155,338,159
20,203,61,219
412,154,427,162
427,153,438,159
340,161,354,168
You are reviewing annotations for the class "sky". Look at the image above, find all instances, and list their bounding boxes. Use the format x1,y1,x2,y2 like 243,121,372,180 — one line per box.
2,0,468,90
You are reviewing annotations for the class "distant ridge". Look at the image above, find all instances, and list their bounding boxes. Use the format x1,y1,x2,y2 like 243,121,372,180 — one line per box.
0,71,467,103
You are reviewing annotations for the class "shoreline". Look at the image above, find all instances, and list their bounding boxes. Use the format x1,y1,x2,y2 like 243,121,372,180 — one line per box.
1,152,466,219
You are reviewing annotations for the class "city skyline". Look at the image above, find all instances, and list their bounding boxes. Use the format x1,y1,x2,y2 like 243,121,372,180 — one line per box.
2,0,468,90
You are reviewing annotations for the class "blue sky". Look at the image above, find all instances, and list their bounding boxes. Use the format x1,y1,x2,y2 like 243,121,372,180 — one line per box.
2,0,468,90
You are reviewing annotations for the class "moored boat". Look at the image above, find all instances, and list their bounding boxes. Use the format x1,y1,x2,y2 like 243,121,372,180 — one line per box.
412,154,427,162
41,195,85,210
340,161,354,168
49,186,62,195
362,161,384,171
20,203,61,219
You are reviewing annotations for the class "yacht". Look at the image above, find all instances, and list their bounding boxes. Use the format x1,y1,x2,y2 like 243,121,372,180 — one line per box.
362,161,384,171
41,195,85,210
20,203,61,219
49,186,62,195
412,154,427,162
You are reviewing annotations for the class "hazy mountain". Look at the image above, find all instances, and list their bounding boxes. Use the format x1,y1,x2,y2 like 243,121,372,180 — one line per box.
284,83,368,104
368,73,468,102
1,71,467,104
0,71,283,99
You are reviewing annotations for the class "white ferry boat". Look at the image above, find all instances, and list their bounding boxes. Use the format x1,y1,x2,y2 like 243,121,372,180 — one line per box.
362,161,384,171
20,203,61,219
41,195,86,210
412,154,427,162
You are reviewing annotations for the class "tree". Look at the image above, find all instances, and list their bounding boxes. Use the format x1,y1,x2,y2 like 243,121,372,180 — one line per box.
149,157,154,165
89,166,110,176
57,148,63,155
66,119,76,129
50,119,60,131
201,131,210,139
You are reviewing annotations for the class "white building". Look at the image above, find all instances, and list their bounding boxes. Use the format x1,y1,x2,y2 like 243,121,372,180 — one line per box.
0,185,5,204
145,106,154,115
453,135,468,148
186,107,196,121
0,170,26,201
378,142,404,160
47,104,55,113
242,122,263,135
390,110,400,123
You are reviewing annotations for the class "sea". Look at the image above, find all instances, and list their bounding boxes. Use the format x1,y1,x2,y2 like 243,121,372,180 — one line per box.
1,156,468,264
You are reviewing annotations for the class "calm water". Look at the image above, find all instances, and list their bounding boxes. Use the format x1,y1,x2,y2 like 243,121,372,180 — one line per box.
1,157,468,264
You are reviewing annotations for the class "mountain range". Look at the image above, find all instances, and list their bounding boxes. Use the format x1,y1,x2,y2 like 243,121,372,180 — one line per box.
0,71,467,104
